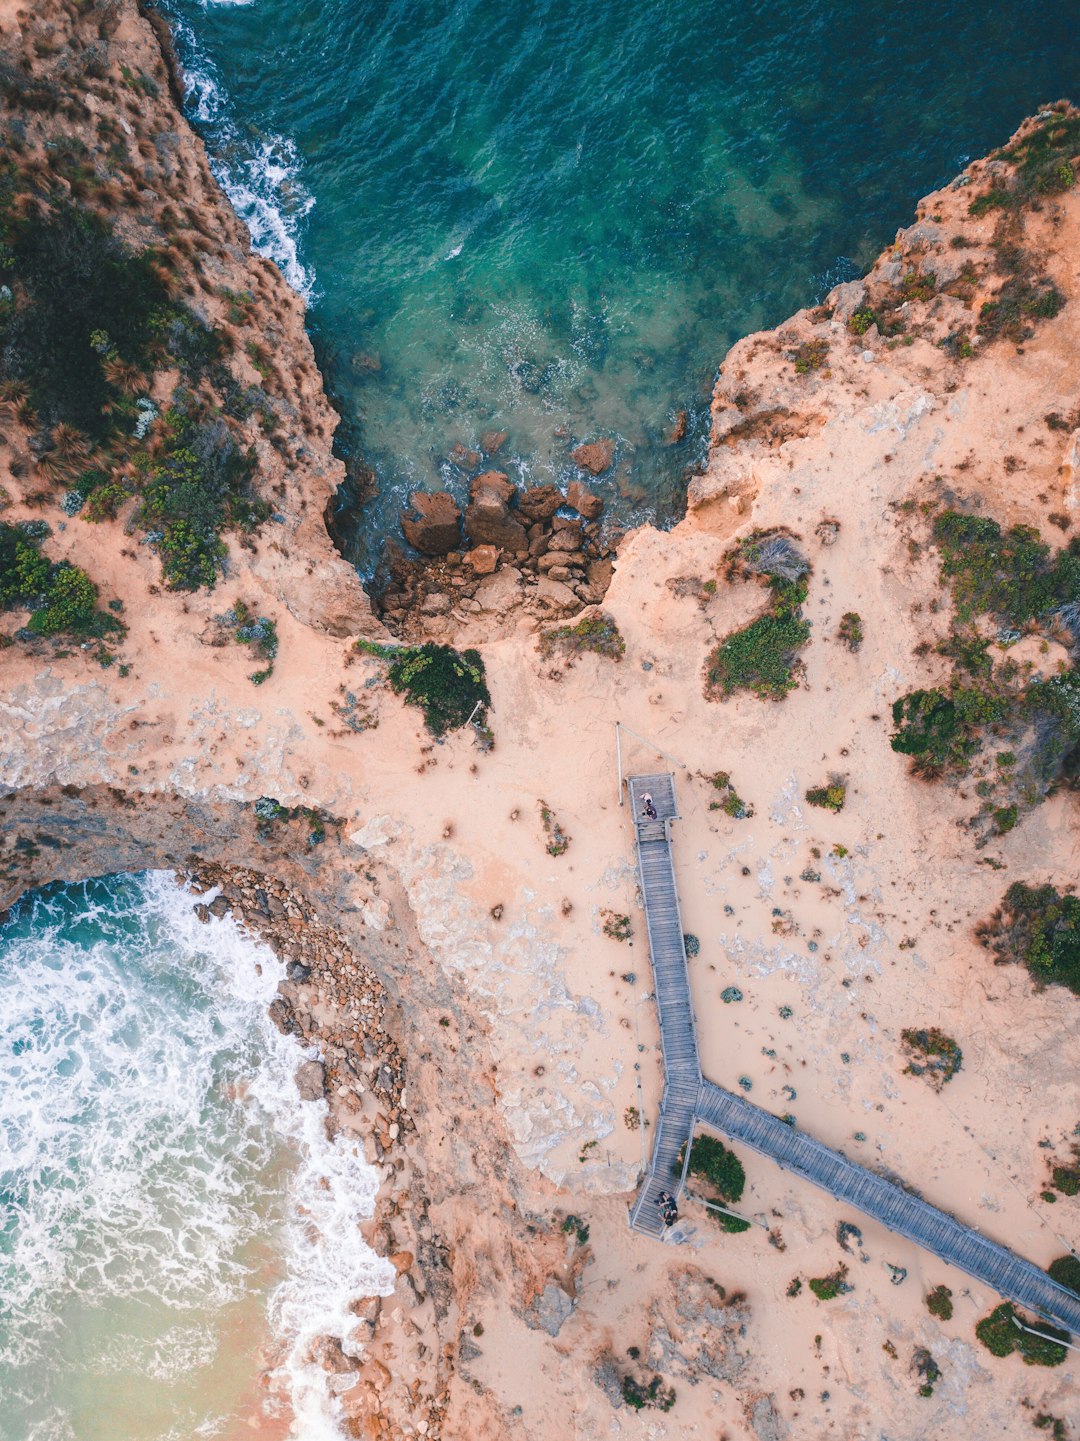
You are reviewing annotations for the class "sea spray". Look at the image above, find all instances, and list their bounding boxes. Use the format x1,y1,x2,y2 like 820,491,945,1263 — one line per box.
0,872,393,1441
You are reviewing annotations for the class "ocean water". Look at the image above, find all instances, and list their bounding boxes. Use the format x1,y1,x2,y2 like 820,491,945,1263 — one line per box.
0,873,393,1441
162,0,1080,570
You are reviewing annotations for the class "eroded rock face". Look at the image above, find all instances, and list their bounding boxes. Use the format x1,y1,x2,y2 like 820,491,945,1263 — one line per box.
401,491,464,555
571,439,615,475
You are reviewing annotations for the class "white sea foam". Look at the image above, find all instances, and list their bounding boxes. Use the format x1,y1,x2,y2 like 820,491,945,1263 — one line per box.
0,872,393,1439
167,11,316,298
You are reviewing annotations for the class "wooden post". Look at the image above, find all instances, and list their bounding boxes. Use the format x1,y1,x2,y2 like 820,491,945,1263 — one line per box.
615,721,624,806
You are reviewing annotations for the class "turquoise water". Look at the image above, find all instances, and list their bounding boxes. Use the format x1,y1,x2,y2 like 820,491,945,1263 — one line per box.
164,1,1079,570
0,874,390,1441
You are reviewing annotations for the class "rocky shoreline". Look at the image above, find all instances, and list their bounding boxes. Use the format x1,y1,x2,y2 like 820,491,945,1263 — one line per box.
377,468,616,639
3,2,1080,1435
186,863,449,1439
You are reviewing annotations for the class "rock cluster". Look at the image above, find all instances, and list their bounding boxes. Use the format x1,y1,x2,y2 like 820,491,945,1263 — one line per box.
385,472,617,638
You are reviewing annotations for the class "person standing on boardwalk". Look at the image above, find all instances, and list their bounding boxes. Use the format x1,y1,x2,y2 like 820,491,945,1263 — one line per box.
642,792,658,821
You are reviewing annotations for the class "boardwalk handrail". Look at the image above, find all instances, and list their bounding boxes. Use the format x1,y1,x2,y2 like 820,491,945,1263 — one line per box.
624,772,1080,1334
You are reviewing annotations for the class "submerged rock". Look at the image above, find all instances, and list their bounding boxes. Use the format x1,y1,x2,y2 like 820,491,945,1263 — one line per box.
566,479,603,519
571,438,615,475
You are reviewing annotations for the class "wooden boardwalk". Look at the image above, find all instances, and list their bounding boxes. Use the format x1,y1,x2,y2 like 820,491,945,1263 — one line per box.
626,772,1080,1333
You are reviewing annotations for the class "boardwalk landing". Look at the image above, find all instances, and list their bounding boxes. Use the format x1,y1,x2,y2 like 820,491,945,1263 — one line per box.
625,772,1080,1335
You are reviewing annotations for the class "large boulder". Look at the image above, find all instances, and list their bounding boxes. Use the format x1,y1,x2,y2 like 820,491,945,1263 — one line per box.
401,491,462,555
571,438,615,475
517,485,563,523
465,471,527,551
565,479,603,519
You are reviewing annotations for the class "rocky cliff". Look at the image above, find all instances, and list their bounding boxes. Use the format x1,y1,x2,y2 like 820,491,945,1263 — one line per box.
2,5,1080,1436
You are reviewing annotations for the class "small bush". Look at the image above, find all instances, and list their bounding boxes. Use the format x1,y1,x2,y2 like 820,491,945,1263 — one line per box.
601,910,632,942
901,1028,963,1089
976,881,1080,995
539,801,570,857
705,770,753,818
539,611,625,661
355,639,490,735
912,1346,941,1397
838,611,863,651
677,1134,745,1203
926,1284,954,1321
808,1265,851,1301
1047,1254,1080,1295
806,779,846,812
790,338,829,374
975,1302,1068,1365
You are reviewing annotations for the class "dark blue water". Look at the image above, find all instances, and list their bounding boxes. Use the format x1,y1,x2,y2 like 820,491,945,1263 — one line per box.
163,0,1079,569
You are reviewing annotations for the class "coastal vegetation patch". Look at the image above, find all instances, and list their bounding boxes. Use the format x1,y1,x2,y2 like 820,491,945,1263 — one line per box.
539,801,571,857
676,1134,749,1233
900,1027,962,1089
1047,1255,1080,1295
356,638,490,736
925,1284,954,1320
837,611,863,651
891,505,1080,834
808,1265,851,1301
538,610,625,662
976,881,1080,996
975,1302,1068,1366
703,770,753,818
970,105,1080,217
0,124,272,593
705,531,811,702
805,777,846,812
0,518,123,646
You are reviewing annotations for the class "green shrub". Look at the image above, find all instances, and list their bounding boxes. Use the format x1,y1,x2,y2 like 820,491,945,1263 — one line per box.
539,802,570,856
926,1284,954,1320
1047,1254,1080,1295
808,1265,850,1301
838,611,863,651
931,511,1075,626
975,1302,1068,1365
355,638,491,735
705,770,753,818
912,1346,941,1397
620,1374,675,1412
890,686,1004,775
26,564,98,635
138,427,263,591
790,338,829,374
1052,1166,1080,1197
602,910,632,942
539,611,625,660
806,780,846,812
977,881,1080,995
0,521,49,604
0,204,169,435
677,1134,745,1203
0,522,119,639
978,277,1065,344
901,1028,962,1088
